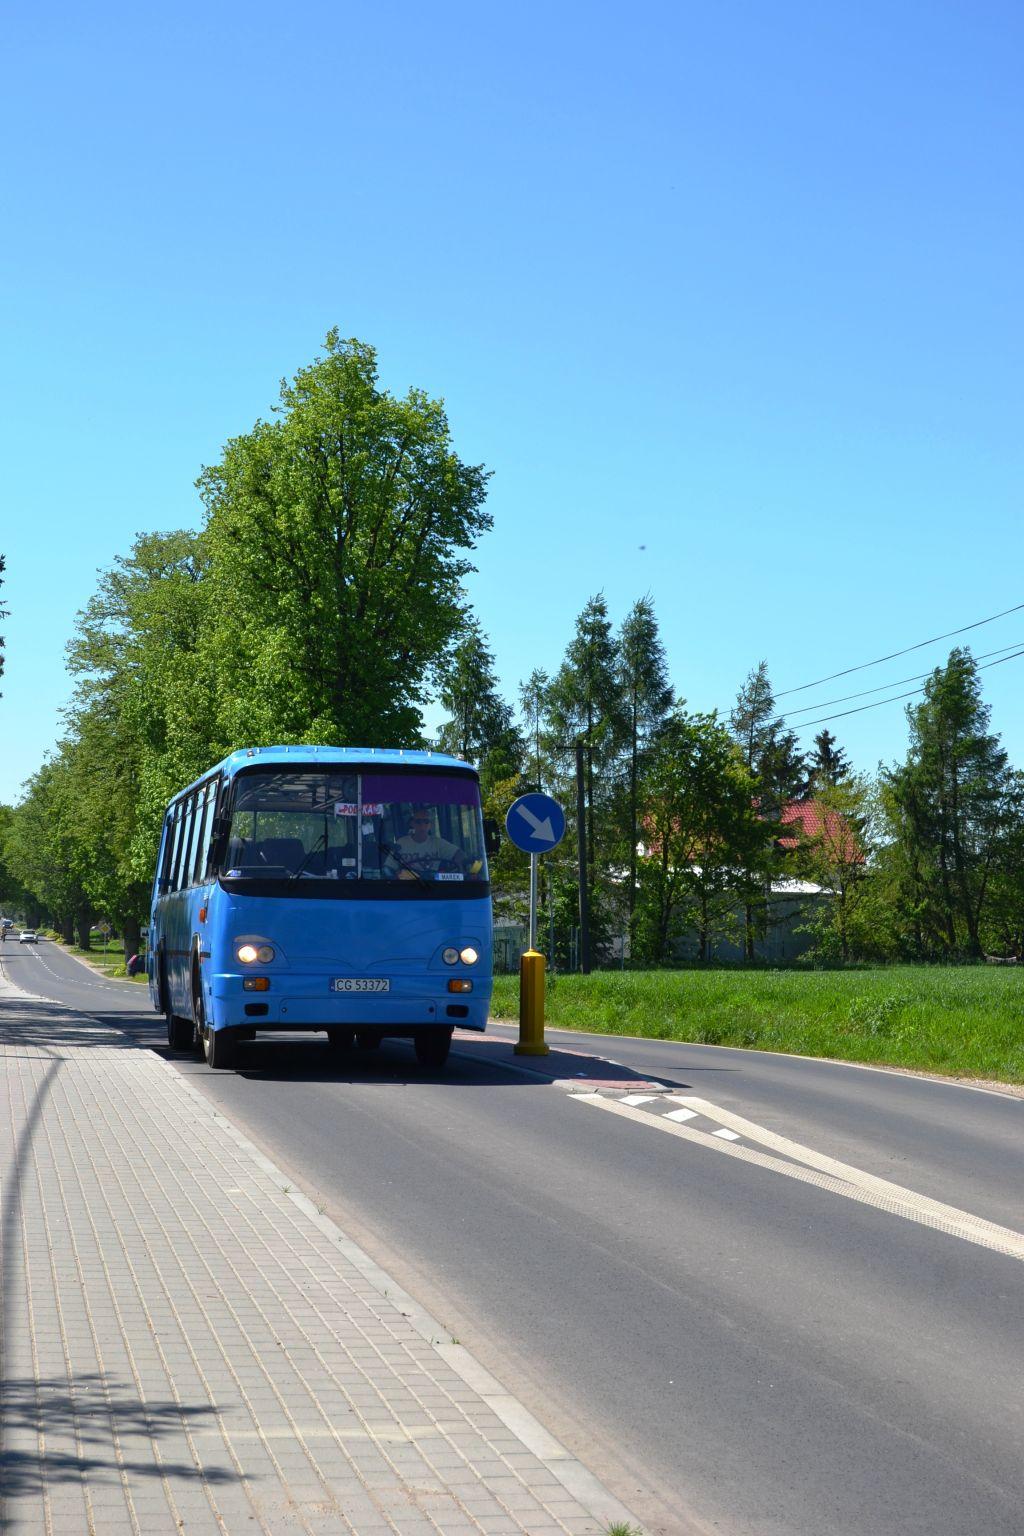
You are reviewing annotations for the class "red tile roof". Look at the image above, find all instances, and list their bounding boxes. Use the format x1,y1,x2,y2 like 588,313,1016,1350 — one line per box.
777,800,863,861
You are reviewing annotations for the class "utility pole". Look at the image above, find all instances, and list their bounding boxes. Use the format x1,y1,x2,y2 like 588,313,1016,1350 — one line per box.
575,739,591,973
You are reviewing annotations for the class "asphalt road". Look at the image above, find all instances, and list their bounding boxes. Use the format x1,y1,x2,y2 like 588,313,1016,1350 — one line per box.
4,937,1023,1536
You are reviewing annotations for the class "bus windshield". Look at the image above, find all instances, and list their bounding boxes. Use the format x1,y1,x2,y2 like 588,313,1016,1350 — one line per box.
221,769,488,886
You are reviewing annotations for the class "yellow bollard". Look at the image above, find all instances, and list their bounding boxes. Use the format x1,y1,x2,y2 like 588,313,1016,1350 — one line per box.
515,949,549,1055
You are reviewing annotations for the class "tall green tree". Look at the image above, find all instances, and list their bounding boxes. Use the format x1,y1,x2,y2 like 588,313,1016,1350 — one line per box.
518,668,550,791
635,711,763,963
980,771,1024,960
547,594,627,951
729,661,804,957
198,332,491,749
617,596,674,938
795,776,873,962
436,617,522,791
66,528,213,930
0,804,30,915
730,661,807,811
883,648,1014,958
808,728,850,792
5,755,95,944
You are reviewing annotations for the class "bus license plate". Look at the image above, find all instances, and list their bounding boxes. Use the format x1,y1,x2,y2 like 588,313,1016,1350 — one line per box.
330,978,390,993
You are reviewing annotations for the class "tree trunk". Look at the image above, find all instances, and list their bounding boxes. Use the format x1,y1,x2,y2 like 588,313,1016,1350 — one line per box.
122,914,141,963
60,914,74,945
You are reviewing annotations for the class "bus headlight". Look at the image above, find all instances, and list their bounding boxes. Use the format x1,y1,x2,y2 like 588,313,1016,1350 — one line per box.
441,947,459,965
459,946,479,965
237,943,275,964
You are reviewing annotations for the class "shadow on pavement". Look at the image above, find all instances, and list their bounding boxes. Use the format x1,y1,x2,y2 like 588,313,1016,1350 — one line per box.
0,1376,231,1496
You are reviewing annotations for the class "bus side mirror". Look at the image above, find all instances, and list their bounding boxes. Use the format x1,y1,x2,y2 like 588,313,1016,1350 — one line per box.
483,818,501,857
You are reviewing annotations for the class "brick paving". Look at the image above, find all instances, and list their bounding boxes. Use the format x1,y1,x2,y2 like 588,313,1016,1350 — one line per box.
0,979,644,1534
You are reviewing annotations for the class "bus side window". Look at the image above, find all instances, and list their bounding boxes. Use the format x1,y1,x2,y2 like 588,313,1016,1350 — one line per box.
176,795,197,891
194,780,218,883
167,805,184,892
185,791,200,886
189,788,207,886
156,813,174,891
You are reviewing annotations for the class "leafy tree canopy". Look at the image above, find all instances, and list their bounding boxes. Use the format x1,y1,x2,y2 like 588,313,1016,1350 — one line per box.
198,332,492,748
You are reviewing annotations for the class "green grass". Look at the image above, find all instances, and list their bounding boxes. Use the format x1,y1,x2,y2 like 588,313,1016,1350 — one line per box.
68,938,149,983
490,966,1024,1084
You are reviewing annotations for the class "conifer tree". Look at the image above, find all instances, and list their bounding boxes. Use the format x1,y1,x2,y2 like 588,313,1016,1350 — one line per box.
808,728,850,792
729,661,806,958
547,594,627,952
518,668,550,791
436,617,522,789
883,648,1014,957
617,596,674,935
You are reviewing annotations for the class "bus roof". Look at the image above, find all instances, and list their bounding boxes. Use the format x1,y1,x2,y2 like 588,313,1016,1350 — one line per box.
170,745,479,803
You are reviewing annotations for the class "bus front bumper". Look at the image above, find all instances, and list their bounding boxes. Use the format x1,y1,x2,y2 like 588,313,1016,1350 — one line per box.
207,973,490,1033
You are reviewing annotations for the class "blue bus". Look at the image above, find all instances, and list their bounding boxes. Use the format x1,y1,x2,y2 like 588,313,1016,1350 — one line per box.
148,745,498,1070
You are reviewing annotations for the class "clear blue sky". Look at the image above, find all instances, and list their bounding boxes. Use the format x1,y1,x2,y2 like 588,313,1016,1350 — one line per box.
2,1,1021,803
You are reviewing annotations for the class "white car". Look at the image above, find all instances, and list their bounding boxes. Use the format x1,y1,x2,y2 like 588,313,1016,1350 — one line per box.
18,930,38,944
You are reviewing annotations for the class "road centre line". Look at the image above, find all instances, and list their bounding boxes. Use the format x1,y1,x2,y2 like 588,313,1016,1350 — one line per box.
571,1093,1024,1264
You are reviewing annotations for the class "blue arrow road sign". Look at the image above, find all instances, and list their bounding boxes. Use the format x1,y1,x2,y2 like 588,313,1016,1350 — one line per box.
505,793,566,854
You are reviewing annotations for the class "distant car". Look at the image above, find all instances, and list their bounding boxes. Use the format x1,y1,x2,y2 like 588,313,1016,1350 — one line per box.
18,930,38,944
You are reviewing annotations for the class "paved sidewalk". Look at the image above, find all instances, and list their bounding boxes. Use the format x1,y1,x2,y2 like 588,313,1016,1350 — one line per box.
0,976,645,1535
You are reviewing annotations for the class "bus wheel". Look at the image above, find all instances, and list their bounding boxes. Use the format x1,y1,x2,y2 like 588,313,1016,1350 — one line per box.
204,1025,237,1070
356,1031,381,1052
414,1028,453,1069
327,1028,354,1054
191,976,207,1059
166,1013,193,1051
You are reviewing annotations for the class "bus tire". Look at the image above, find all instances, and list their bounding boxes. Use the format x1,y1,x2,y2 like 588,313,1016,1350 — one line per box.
414,1027,453,1069
327,1028,354,1054
204,1025,237,1070
166,1013,193,1051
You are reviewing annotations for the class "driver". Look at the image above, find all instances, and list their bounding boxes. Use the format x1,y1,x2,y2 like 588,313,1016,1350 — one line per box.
384,806,468,879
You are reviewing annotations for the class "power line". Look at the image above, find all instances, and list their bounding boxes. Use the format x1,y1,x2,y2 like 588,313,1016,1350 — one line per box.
780,640,1024,719
775,600,1024,699
791,646,1024,730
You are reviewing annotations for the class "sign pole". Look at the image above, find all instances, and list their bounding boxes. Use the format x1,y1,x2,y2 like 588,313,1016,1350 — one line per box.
505,792,565,1060
518,851,547,1056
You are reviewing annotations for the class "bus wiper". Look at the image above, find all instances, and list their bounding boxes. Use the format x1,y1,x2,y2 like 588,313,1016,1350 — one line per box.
375,835,433,891
291,833,326,878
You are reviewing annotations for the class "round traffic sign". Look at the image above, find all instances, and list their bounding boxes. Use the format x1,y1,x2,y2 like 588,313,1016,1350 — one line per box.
505,793,566,854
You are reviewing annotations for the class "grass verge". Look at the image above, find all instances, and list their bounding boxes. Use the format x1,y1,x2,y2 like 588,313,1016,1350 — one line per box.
490,967,1024,1084
66,939,149,983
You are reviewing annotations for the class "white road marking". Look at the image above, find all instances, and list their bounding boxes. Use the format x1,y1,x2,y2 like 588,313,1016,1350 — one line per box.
665,1107,698,1122
712,1127,741,1140
573,1093,1024,1264
621,1094,657,1106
